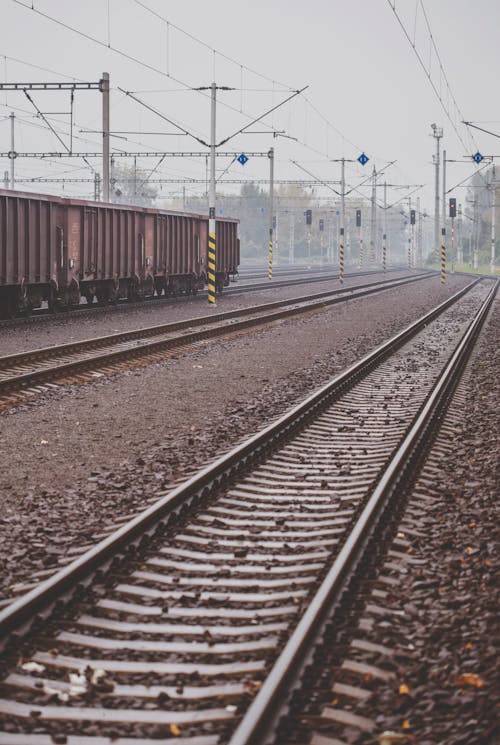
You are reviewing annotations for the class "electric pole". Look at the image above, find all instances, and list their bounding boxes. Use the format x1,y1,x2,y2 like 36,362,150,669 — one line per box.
10,112,15,189
382,182,387,272
329,157,353,281
431,124,443,263
208,82,217,304
416,196,422,266
94,172,101,201
441,147,447,282
275,212,279,265
369,166,377,266
100,72,110,201
473,195,479,270
408,197,414,269
457,203,463,265
357,208,363,270
199,82,304,301
442,149,447,231
340,158,345,281
491,165,496,273
268,147,274,279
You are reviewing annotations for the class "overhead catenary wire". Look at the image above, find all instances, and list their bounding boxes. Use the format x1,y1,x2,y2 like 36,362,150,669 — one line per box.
0,99,206,170
0,54,278,160
23,89,71,152
9,0,284,139
9,0,361,171
446,161,491,194
386,0,492,198
6,0,424,206
1,53,83,82
131,0,295,92
291,161,341,197
118,88,209,147
386,0,475,154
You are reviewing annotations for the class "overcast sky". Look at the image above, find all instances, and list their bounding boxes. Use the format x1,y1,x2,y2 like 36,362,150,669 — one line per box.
1,0,499,212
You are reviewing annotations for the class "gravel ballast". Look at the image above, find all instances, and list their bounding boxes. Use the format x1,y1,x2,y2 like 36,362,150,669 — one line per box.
0,273,477,600
287,289,499,745
0,270,411,356
370,294,499,745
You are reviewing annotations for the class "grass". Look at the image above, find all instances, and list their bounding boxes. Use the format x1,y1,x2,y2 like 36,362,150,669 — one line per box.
425,262,499,276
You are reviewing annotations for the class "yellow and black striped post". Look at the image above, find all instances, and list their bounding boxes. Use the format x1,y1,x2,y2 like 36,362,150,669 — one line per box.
382,234,387,273
358,219,363,270
369,240,375,267
407,238,412,270
339,227,345,283
208,230,216,304
268,234,273,280
268,147,274,281
440,228,446,284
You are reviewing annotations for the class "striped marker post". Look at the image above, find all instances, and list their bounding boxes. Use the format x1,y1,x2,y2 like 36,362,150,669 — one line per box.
268,148,274,281
208,230,216,304
369,241,375,267
268,235,273,280
358,218,363,270
382,233,387,273
339,227,345,283
440,228,446,284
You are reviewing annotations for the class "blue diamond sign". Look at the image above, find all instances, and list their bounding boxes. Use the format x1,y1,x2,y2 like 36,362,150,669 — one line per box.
472,151,483,164
357,152,369,166
237,153,248,165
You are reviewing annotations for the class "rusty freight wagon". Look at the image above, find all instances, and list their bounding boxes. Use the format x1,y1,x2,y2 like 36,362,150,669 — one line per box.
0,189,239,317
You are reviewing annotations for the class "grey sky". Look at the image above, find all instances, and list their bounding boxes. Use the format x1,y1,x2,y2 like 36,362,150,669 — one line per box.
1,0,499,211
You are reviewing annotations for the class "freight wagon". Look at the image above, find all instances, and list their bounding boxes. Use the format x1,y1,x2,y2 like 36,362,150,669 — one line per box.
0,190,239,317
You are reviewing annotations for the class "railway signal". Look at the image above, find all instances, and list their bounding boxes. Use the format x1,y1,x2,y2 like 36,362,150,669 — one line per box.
304,209,312,261
449,197,456,218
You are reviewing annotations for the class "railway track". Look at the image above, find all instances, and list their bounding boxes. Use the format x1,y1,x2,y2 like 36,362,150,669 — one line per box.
0,267,406,327
278,375,486,745
0,272,429,412
0,277,495,744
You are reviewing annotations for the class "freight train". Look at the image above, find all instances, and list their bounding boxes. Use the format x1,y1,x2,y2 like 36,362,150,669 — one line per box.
0,189,239,318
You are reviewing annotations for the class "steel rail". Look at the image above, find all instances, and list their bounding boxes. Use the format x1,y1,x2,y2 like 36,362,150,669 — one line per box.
226,266,402,288
0,273,431,396
0,267,407,326
228,277,498,745
0,278,485,649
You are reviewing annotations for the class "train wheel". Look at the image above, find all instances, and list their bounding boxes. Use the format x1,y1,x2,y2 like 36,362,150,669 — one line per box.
7,297,19,318
48,290,64,313
0,292,19,319
96,287,109,306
